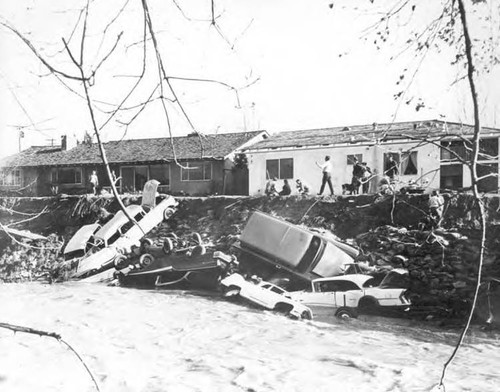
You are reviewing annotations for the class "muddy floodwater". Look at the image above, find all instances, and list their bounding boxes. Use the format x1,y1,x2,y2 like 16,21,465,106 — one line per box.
0,283,498,392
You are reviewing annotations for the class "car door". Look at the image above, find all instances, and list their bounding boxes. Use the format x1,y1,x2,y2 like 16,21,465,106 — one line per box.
332,280,364,308
298,280,337,308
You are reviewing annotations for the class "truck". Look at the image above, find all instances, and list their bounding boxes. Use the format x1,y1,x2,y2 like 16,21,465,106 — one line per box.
235,211,359,287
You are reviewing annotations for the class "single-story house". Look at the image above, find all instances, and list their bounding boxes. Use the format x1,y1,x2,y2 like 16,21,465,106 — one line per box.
243,120,500,195
0,131,268,196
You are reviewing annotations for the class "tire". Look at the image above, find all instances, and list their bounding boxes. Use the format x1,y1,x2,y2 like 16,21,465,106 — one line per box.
163,238,174,255
192,232,202,245
114,255,129,269
190,245,206,257
163,208,175,221
139,253,154,267
335,307,357,319
140,238,154,252
358,297,380,314
223,285,241,297
165,232,178,241
301,310,313,320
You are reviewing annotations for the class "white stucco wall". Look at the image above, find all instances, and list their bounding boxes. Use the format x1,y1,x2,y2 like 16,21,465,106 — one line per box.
247,140,441,196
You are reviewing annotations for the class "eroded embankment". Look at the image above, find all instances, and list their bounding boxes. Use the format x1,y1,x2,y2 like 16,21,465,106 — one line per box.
1,193,500,324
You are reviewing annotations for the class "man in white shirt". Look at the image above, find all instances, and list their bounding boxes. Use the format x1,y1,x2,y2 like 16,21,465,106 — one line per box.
429,190,445,227
316,155,334,196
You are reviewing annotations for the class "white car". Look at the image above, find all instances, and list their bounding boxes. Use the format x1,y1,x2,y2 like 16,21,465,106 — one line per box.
74,180,178,279
290,270,411,318
220,273,313,320
63,223,101,261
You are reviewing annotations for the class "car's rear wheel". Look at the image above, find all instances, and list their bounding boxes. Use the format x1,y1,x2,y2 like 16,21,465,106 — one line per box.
335,307,357,319
358,297,380,314
139,253,154,268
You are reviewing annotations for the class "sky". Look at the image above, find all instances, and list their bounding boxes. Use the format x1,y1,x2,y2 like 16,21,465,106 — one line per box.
0,0,499,159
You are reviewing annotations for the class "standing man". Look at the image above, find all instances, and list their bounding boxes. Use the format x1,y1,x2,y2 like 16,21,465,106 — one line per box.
428,190,445,228
89,170,99,195
385,155,399,180
316,155,334,196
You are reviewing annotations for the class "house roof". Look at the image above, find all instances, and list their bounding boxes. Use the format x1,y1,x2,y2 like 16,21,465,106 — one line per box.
245,120,500,151
0,131,266,168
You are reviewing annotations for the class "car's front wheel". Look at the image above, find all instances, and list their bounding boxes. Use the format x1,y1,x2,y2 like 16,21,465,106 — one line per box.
163,208,175,221
223,285,241,297
301,310,313,320
335,307,357,319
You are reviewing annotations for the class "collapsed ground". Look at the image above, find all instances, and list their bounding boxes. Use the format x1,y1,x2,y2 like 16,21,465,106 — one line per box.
1,193,499,325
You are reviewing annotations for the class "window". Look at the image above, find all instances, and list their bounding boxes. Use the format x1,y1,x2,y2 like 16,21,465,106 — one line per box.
265,158,294,179
181,161,212,181
440,164,463,190
149,164,170,186
401,151,418,175
0,169,21,186
52,167,82,184
121,166,149,192
477,163,498,193
479,138,499,161
314,280,361,293
347,154,363,165
383,152,418,176
440,140,470,161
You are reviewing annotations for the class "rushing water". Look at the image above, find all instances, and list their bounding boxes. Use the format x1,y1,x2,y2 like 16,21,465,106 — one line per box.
0,283,498,392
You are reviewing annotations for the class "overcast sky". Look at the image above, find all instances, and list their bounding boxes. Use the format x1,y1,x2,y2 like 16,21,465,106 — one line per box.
0,0,499,159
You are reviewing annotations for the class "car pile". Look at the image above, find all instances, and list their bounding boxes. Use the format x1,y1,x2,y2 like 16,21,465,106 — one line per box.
62,196,411,322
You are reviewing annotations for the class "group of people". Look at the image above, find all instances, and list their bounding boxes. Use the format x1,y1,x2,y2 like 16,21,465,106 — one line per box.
265,178,310,197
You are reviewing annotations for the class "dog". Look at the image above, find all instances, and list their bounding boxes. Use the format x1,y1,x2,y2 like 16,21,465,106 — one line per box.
342,183,358,195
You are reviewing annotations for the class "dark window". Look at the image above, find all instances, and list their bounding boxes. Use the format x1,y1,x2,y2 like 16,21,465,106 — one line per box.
181,161,212,181
270,286,284,294
479,138,499,161
265,158,294,179
401,151,418,175
440,140,470,161
347,154,363,165
384,152,400,174
57,167,82,184
440,164,463,190
477,163,498,193
120,166,149,192
149,164,170,186
317,280,361,292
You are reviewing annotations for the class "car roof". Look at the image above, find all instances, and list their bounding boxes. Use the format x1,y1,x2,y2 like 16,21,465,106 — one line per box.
312,274,372,287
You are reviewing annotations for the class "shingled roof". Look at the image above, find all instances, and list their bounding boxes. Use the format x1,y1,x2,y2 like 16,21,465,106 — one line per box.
245,120,500,151
0,131,265,168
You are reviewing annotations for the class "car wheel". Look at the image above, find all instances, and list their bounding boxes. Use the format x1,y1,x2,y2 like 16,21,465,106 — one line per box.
163,238,174,255
358,297,380,314
114,255,128,269
301,310,313,320
190,245,206,257
163,208,175,221
223,285,241,297
192,232,202,245
140,238,154,252
335,307,357,319
139,253,154,267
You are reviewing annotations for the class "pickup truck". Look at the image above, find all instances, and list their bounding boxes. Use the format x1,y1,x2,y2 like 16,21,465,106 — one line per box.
235,211,358,287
